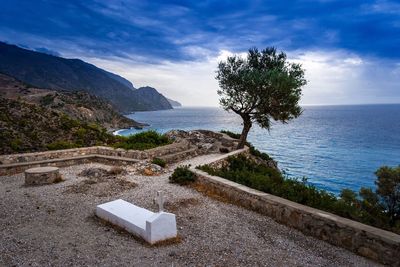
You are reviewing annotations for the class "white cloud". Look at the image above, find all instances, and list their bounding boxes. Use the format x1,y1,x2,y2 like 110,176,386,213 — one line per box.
291,50,400,105
81,49,400,107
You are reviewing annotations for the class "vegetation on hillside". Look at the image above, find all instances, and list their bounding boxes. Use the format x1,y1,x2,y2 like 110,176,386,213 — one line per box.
0,97,171,154
0,73,142,129
198,154,400,234
221,130,272,161
113,131,171,150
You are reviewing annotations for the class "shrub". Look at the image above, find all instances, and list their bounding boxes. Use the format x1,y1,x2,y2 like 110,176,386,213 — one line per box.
113,130,171,151
220,130,272,161
220,130,241,139
198,154,400,234
248,144,272,161
152,157,166,168
47,141,78,150
10,138,22,151
59,114,80,130
375,166,400,225
219,147,229,153
169,165,197,185
40,94,54,106
108,166,126,176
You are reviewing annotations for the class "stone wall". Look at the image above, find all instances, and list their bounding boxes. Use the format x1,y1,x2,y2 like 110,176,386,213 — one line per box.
0,141,192,166
190,150,400,266
0,147,99,165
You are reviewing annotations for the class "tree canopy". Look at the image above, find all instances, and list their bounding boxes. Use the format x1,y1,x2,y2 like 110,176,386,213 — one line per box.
216,47,307,148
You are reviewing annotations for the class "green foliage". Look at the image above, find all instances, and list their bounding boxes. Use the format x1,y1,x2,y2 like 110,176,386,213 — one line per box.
113,130,171,151
169,165,197,185
152,157,166,168
60,114,80,130
248,144,272,161
220,130,241,139
220,130,272,161
216,47,307,148
10,138,22,152
40,94,54,106
47,141,78,150
375,166,400,224
198,155,400,234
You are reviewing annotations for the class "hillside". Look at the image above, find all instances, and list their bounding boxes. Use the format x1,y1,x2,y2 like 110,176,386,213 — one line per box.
0,97,116,154
0,73,144,129
0,42,173,113
135,86,173,110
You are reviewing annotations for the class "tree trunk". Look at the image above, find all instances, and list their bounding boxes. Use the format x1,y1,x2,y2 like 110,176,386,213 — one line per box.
237,115,252,149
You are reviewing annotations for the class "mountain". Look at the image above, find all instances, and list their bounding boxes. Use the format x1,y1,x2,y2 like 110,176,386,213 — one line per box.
167,98,182,107
0,73,144,129
135,86,173,110
0,42,172,113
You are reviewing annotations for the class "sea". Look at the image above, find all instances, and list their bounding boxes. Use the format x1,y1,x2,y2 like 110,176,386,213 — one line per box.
116,104,400,195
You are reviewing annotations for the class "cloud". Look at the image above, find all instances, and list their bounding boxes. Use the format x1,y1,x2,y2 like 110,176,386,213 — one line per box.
292,50,400,105
0,0,399,105
80,49,400,106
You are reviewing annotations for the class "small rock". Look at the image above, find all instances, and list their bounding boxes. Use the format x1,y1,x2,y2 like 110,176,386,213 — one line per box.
143,168,154,176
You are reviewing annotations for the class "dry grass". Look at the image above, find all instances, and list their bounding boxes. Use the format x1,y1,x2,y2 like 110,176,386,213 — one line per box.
190,182,233,204
164,197,201,212
65,167,136,196
108,166,127,176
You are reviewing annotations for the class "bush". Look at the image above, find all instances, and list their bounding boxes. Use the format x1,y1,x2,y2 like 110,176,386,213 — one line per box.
220,130,272,161
220,130,241,139
375,166,400,225
108,166,126,176
47,140,78,150
40,94,54,106
169,165,197,185
113,130,171,150
152,157,166,168
198,154,400,234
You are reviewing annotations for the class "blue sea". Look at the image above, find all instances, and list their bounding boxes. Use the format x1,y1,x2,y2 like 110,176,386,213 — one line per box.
117,105,400,195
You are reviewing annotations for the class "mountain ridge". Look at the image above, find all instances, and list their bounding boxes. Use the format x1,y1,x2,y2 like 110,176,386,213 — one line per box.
0,41,175,113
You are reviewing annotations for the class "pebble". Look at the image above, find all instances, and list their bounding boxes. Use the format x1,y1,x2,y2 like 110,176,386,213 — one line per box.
0,157,380,267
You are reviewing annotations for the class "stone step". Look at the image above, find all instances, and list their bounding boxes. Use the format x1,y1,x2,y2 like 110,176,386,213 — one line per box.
159,148,198,164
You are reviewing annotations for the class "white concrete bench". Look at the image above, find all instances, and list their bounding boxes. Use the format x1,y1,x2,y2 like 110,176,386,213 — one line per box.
96,199,177,244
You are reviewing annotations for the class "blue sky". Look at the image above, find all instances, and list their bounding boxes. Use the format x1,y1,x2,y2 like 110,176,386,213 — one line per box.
0,0,399,105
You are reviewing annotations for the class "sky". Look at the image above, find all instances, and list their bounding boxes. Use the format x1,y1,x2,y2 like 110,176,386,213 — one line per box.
0,0,399,106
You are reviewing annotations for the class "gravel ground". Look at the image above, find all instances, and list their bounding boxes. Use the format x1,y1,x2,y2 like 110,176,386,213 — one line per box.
0,155,380,267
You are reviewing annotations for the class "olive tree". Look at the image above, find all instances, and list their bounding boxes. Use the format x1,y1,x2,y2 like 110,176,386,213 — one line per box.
216,47,307,148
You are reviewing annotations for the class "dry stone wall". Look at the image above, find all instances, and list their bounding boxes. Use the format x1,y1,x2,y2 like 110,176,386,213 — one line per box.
191,150,400,266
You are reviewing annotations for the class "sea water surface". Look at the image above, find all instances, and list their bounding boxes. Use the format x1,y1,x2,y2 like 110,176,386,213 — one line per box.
118,105,400,195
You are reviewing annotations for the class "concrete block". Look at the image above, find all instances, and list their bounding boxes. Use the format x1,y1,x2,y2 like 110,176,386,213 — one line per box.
96,199,177,244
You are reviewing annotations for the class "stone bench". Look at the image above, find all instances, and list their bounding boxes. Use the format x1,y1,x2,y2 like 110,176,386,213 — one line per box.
96,199,177,244
25,166,62,185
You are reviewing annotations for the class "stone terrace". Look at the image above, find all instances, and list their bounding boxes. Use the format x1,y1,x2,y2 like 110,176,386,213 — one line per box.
0,158,379,266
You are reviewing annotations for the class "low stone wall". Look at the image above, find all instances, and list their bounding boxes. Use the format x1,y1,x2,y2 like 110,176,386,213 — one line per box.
0,142,190,165
190,150,400,266
0,154,142,176
0,147,99,165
